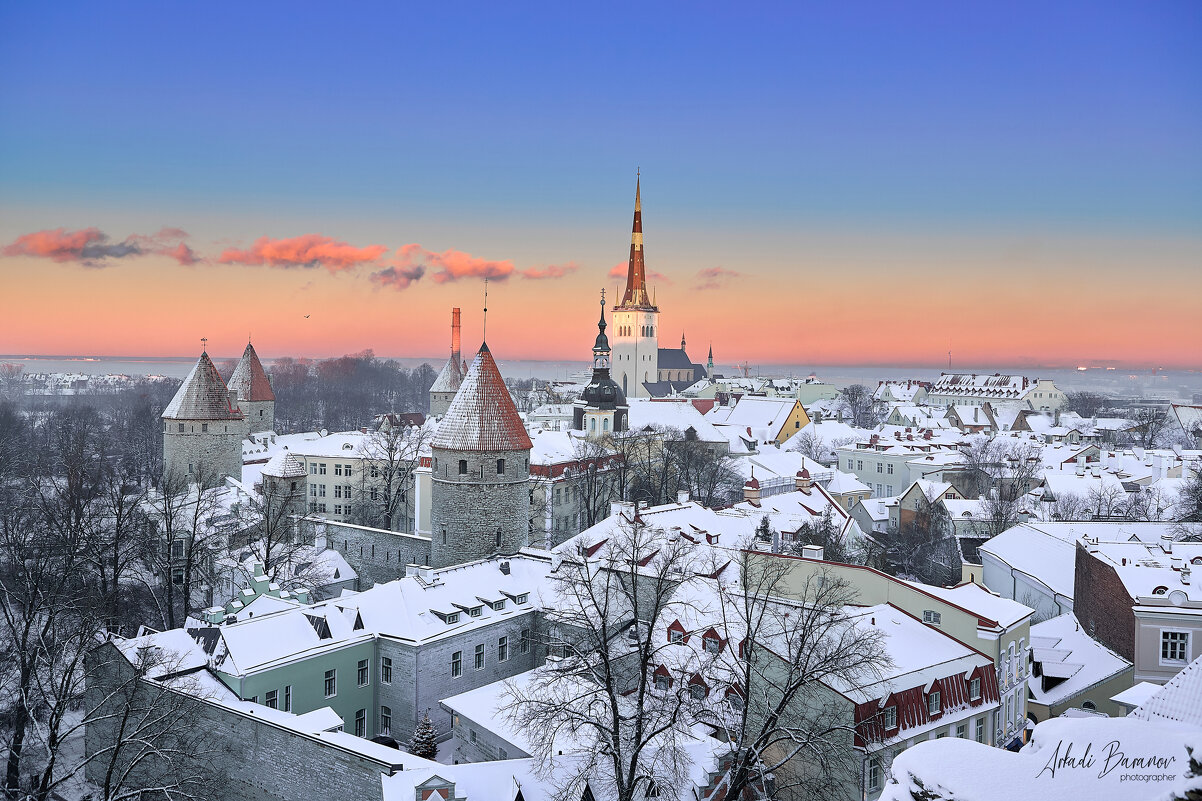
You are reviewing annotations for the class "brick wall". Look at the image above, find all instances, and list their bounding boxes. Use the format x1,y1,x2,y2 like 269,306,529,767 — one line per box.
1073,543,1136,660
430,446,531,568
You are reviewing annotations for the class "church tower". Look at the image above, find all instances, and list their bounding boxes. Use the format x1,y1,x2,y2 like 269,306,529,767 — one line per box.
228,340,275,434
162,345,244,487
611,175,659,399
429,341,532,568
574,291,628,436
429,308,464,417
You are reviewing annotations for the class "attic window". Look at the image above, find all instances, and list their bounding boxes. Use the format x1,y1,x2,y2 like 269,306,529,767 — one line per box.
446,612,460,624
1152,586,1169,596
469,607,482,618
883,705,897,730
516,593,528,604
492,600,505,611
306,615,332,639
353,611,364,630
923,610,942,626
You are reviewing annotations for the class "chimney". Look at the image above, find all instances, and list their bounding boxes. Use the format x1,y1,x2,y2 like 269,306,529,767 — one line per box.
500,560,511,575
405,563,420,578
451,307,462,362
1076,463,1085,477
1153,454,1164,477
801,544,824,560
743,475,762,505
1183,562,1192,586
677,489,691,505
795,468,813,495
418,565,434,583
1091,465,1101,478
973,407,979,423
611,500,635,519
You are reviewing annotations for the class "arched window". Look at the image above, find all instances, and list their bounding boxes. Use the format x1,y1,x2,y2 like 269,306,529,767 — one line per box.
602,419,609,432
590,418,596,432
496,458,505,475
1081,700,1096,711
458,459,468,475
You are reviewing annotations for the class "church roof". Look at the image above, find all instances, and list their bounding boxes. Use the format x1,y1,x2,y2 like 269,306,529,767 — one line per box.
430,351,464,394
432,343,532,452
163,352,244,421
617,175,656,310
657,347,695,370
228,342,275,402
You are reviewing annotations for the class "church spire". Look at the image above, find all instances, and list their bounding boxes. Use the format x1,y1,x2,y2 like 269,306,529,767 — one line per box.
593,290,611,369
619,172,654,309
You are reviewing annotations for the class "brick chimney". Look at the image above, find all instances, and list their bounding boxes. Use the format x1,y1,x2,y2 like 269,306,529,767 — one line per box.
743,471,762,505
795,468,813,495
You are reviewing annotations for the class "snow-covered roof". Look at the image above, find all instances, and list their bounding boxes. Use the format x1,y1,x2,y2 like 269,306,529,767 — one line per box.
902,581,1033,628
1027,613,1130,707
261,451,307,479
625,398,728,444
1109,681,1161,709
978,523,1079,600
432,343,532,452
163,352,243,421
429,351,463,394
1132,653,1202,728
881,716,1197,801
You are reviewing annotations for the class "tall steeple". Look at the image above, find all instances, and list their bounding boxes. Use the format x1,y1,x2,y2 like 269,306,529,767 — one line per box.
619,173,655,309
593,290,611,370
574,289,628,437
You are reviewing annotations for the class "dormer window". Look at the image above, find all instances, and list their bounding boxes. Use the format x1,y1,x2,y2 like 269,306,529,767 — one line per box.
923,610,942,626
969,677,981,700
446,612,460,624
928,691,941,715
469,606,482,617
883,705,897,730
669,629,684,644
516,593,528,604
492,600,505,611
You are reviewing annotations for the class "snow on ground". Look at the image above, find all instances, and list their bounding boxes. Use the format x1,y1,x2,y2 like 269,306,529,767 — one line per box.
880,715,1198,801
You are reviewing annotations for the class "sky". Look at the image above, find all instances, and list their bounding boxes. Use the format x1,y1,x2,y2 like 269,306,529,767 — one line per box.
1,1,1199,369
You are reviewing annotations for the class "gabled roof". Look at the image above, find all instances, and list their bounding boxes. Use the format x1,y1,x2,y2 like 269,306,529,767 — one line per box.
1131,652,1202,727
262,451,307,479
163,352,244,421
430,351,464,394
228,342,275,402
432,343,532,452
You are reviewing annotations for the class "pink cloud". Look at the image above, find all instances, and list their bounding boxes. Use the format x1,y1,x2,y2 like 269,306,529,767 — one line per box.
219,234,388,271
520,261,579,280
3,227,139,267
371,265,426,291
607,261,672,285
694,266,741,290
393,243,515,284
129,227,202,265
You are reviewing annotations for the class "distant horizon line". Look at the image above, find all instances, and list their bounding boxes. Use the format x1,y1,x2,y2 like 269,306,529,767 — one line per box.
2,353,1197,375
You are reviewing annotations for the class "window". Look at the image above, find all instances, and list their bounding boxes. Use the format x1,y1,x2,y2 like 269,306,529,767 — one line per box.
459,459,468,475
357,659,369,687
495,529,502,547
492,600,505,611
335,485,343,499
344,464,352,478
1081,700,1097,711
370,486,379,500
310,485,318,497
857,460,863,471
335,464,343,476
498,636,509,662
324,669,336,698
319,463,327,475
867,759,881,792
171,568,184,585
923,610,942,626
520,628,530,653
310,463,318,475
354,709,366,738
178,422,185,432
451,651,462,677
344,485,352,500
171,540,184,559
1162,630,1190,663
201,423,208,433
370,465,379,478
469,606,482,617
475,643,485,670
883,706,897,730
928,691,941,715
876,463,883,473
956,723,967,738
381,656,392,684
284,685,292,712
654,674,670,691
704,635,721,654
319,484,326,497
380,706,392,735
265,689,278,709
470,729,477,744
689,682,706,700
887,463,894,474
975,717,985,743
334,505,343,515
669,629,684,644
446,612,460,624
497,458,505,475
969,677,981,700
516,593,528,604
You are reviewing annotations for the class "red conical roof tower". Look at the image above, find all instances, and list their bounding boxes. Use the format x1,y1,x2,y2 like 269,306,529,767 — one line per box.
432,342,532,452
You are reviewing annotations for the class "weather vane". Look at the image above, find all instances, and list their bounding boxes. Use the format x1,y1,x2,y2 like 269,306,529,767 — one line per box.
483,277,489,341
201,336,208,354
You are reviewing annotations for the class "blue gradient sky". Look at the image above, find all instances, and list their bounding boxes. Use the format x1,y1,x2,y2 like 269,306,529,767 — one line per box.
1,1,1200,366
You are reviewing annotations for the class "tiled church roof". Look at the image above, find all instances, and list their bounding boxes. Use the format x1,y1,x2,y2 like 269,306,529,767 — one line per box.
228,342,275,402
432,343,532,452
163,352,244,421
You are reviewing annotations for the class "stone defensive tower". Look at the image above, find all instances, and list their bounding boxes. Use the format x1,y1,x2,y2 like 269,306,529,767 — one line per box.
428,308,463,418
228,340,276,434
429,342,532,568
162,348,244,486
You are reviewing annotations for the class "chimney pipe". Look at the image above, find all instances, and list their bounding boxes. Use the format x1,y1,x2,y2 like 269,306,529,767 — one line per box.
451,307,462,361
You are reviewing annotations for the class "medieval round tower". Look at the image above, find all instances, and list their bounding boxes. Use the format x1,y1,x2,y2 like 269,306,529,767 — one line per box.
228,340,276,434
162,349,245,486
429,342,532,568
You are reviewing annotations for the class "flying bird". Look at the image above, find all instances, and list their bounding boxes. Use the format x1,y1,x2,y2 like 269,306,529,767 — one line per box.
304,314,310,318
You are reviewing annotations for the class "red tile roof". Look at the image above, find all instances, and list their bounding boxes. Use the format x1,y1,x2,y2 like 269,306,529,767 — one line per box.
431,343,532,452
228,342,275,402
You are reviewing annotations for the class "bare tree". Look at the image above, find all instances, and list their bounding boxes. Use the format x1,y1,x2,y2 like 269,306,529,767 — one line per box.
885,490,957,585
710,552,889,800
83,642,226,801
225,477,330,596
569,436,623,532
668,439,742,508
1121,406,1173,449
503,517,702,801
839,384,879,429
1065,391,1107,418
1171,466,1202,542
142,469,226,630
353,423,430,532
